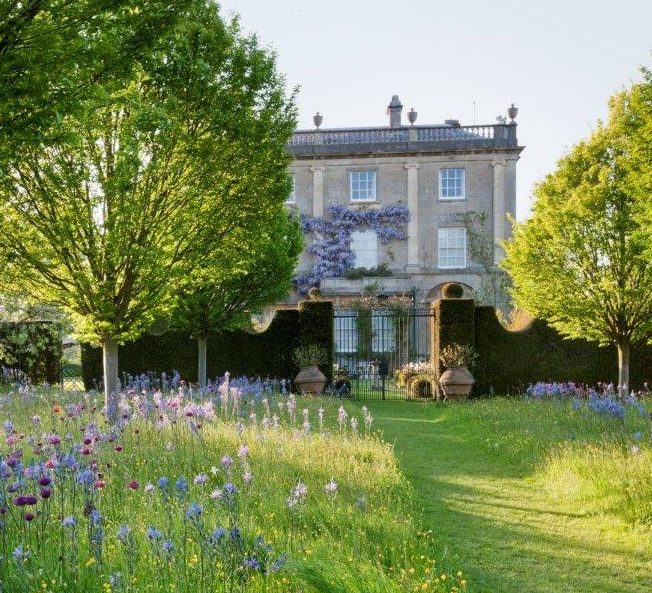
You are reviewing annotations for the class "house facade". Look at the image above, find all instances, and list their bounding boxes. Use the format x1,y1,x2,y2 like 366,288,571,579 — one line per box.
284,96,523,308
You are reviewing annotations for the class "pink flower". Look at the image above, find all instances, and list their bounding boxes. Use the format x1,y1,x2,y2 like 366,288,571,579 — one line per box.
128,480,139,490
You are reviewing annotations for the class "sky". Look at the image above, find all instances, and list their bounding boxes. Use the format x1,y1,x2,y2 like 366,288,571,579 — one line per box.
218,0,652,220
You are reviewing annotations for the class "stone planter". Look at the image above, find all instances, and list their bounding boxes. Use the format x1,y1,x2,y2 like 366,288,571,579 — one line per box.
294,365,327,395
439,366,474,400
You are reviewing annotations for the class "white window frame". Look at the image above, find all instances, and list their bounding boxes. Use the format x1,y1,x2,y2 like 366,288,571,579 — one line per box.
350,230,378,269
371,310,396,353
286,173,296,204
438,168,465,201
335,309,358,353
349,170,377,203
438,227,467,270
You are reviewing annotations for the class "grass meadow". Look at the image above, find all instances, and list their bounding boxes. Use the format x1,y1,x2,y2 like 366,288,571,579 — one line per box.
0,382,465,593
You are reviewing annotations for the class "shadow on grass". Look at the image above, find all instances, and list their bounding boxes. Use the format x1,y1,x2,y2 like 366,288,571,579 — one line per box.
363,401,652,593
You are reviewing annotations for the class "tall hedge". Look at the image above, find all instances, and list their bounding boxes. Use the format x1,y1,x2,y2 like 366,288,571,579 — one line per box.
473,306,652,394
298,300,334,382
432,299,475,379
82,301,334,389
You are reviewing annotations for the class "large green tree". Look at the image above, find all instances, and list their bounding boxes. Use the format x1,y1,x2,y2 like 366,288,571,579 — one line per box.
0,1,296,412
173,209,302,388
502,76,652,394
0,0,195,157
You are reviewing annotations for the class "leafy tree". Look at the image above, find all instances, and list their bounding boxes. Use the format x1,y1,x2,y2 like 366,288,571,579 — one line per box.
502,77,652,394
0,0,194,159
173,209,302,388
0,1,296,412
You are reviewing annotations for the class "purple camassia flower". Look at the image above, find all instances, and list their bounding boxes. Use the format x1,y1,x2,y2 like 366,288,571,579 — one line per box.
243,557,261,570
193,473,208,486
117,525,131,543
40,488,52,499
237,444,249,459
221,455,233,470
324,479,337,497
13,495,38,506
161,539,174,554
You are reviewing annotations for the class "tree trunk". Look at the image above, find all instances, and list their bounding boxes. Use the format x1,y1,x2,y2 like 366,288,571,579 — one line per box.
103,337,120,417
197,333,208,389
617,341,630,398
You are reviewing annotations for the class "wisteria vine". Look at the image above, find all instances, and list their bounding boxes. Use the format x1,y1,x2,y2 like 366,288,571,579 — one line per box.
293,203,410,293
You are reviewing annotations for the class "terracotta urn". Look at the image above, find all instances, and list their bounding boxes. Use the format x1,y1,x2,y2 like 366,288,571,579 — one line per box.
294,365,327,395
439,366,474,400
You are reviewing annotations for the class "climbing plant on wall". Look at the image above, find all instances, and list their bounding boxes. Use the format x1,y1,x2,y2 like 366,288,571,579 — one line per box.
294,203,410,294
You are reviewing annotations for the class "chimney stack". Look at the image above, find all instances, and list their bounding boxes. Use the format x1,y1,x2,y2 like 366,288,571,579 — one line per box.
388,95,403,128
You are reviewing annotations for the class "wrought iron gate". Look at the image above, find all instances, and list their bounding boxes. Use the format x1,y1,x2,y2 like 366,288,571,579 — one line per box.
333,307,434,400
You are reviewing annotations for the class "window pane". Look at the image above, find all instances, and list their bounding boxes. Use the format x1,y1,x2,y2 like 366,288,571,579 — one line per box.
438,228,466,269
439,168,465,200
335,310,358,353
372,310,395,352
350,171,376,201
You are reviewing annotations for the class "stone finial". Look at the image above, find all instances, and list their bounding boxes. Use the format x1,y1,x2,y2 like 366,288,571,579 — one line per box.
408,108,418,125
508,103,518,123
313,112,323,128
388,95,403,128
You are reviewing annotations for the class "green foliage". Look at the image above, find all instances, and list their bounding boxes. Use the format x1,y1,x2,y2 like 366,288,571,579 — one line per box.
439,343,478,368
0,3,296,348
344,263,393,280
173,210,303,338
0,0,194,161
81,302,334,387
501,75,652,387
292,344,328,368
0,322,62,383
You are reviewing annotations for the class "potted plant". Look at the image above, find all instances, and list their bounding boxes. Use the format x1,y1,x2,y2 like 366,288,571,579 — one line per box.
395,361,436,398
439,343,478,400
293,344,328,395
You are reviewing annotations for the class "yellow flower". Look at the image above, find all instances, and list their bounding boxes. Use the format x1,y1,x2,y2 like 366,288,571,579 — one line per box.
85,557,96,567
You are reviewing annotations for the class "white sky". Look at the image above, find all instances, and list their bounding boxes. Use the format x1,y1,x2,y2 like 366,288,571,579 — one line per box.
219,0,652,219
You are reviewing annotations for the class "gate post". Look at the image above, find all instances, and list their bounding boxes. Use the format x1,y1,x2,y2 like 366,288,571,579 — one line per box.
431,296,476,391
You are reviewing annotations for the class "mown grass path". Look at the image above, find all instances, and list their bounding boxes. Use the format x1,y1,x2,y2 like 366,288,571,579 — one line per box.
364,400,652,593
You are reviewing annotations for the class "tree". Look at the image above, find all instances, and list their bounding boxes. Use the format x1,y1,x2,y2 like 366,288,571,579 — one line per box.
502,77,652,394
173,209,302,388
0,0,195,159
0,1,296,412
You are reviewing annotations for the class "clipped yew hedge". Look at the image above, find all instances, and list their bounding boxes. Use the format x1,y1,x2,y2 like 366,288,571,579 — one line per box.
81,302,334,389
473,306,652,394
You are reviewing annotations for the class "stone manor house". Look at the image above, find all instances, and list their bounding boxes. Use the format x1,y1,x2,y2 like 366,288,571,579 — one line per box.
282,95,523,308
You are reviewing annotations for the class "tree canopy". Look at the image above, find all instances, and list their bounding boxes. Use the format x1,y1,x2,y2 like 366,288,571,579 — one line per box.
0,0,297,408
502,71,652,392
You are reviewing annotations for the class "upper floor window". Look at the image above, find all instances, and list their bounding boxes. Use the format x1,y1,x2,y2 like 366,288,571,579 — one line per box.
350,230,378,269
350,170,377,202
439,168,465,200
438,227,466,269
286,173,296,204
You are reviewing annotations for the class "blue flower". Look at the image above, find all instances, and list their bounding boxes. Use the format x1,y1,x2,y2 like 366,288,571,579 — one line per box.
243,556,261,570
117,524,131,543
161,539,174,554
62,515,76,527
175,477,188,492
186,502,203,519
158,477,169,489
76,468,94,487
146,527,163,540
208,527,226,545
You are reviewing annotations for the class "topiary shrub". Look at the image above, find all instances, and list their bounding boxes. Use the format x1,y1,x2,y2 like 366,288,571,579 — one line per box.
442,282,465,299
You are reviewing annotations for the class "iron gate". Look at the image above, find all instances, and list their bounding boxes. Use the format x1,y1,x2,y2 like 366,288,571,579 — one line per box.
333,307,435,400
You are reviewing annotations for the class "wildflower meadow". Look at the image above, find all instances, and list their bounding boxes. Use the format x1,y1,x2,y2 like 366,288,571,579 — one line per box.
0,375,464,593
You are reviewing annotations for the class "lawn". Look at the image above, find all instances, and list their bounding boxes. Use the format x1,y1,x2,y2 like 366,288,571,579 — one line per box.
363,398,652,593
